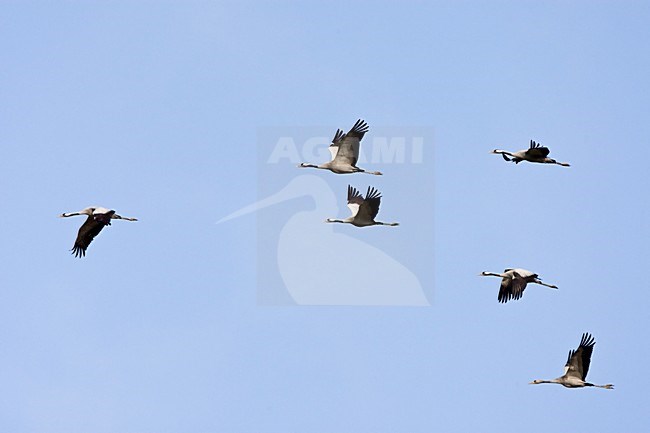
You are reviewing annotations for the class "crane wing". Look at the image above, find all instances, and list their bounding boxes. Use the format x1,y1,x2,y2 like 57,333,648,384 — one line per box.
497,277,512,303
332,119,369,166
497,275,528,303
346,185,364,217
356,186,381,222
71,211,114,258
564,333,595,380
525,140,550,158
328,129,345,161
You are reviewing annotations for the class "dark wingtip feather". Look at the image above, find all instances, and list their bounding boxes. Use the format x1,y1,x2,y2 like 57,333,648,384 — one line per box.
348,119,370,136
347,185,362,202
332,129,345,143
71,246,86,258
364,186,382,200
581,333,595,348
566,349,575,365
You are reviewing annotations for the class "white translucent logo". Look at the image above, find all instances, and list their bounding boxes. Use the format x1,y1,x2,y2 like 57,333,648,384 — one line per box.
219,126,434,306
267,136,424,164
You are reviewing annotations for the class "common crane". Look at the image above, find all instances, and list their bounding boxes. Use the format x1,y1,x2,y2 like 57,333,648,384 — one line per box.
480,268,558,303
59,206,137,257
299,119,382,175
491,140,570,166
326,185,398,227
530,333,614,389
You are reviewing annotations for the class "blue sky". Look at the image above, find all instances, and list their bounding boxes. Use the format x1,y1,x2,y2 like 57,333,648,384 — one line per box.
1,1,649,432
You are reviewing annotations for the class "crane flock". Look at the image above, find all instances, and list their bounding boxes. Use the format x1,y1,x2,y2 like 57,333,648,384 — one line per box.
58,119,613,390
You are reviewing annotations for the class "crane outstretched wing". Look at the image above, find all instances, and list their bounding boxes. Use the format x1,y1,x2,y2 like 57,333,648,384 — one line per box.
498,275,528,303
328,129,346,160
332,119,369,166
526,140,550,158
564,333,595,380
71,211,115,258
358,186,381,221
346,185,365,217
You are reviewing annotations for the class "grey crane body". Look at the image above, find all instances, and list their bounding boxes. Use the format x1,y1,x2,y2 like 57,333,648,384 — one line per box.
299,119,382,175
491,140,570,167
480,268,558,303
59,206,137,257
327,185,398,227
530,333,614,389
